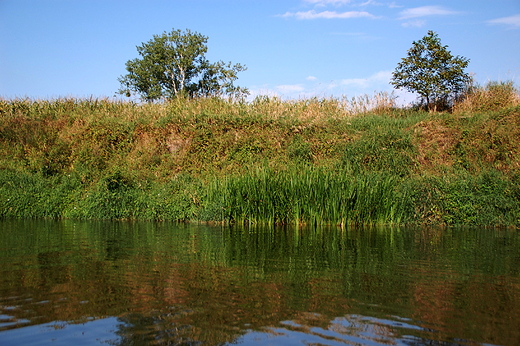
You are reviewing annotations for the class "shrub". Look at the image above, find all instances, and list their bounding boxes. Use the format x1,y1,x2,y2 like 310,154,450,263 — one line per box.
454,80,519,113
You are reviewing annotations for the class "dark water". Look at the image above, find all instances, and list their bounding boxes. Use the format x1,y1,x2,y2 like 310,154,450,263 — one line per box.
0,220,519,346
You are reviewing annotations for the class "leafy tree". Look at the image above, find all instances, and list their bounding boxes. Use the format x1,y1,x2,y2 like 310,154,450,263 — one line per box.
118,28,248,101
391,30,470,109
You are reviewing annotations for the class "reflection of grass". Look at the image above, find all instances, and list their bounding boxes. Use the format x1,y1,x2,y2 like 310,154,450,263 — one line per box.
5,220,518,345
51,323,66,330
0,92,519,226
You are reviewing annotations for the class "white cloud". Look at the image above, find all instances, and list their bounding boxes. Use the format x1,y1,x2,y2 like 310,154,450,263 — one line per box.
248,71,398,101
402,19,426,28
248,84,321,100
304,0,388,6
247,86,280,100
276,84,306,93
398,6,459,19
487,14,520,28
341,70,392,88
280,10,377,19
392,88,417,106
304,0,352,6
358,0,381,6
388,2,402,9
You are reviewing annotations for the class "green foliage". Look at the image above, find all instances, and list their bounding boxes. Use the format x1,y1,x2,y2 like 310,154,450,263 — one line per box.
1,96,519,226
118,28,248,101
203,165,405,226
403,171,520,226
391,30,470,109
341,127,415,176
0,169,199,221
287,135,313,163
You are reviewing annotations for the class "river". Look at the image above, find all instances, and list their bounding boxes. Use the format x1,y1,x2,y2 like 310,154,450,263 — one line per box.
1,220,519,345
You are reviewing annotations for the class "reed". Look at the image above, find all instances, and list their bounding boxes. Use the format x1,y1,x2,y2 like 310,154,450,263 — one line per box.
453,80,520,113
203,165,405,226
1,88,519,226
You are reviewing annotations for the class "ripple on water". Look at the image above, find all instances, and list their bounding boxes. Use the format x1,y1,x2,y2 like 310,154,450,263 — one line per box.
242,313,481,346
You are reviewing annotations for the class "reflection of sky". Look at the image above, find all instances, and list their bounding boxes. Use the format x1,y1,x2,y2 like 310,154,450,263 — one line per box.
234,314,429,346
0,312,483,346
234,316,400,345
0,317,122,346
0,312,470,346
1,222,519,345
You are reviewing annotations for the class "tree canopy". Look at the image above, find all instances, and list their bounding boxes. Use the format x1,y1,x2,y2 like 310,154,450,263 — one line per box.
391,30,470,109
118,28,248,101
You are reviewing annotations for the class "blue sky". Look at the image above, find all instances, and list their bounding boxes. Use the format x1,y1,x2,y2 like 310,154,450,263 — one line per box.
1,0,519,103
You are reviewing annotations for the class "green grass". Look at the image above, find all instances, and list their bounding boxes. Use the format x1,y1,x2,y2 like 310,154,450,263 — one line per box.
0,89,519,227
0,169,200,221
202,165,405,226
402,170,520,226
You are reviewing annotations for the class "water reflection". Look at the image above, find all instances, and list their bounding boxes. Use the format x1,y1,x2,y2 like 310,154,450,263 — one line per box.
0,220,519,345
1,317,122,345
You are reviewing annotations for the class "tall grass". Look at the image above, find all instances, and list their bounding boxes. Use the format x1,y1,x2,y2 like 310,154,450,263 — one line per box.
0,169,200,220
203,165,405,226
343,91,398,115
454,80,520,113
0,93,403,181
1,85,519,226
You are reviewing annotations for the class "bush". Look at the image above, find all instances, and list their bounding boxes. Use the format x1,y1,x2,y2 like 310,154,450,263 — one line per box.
454,80,519,113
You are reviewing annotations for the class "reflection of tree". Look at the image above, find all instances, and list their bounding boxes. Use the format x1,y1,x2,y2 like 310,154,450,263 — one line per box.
115,311,209,346
1,221,520,345
412,270,520,345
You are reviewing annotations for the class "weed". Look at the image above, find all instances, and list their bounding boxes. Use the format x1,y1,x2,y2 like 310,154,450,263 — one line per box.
0,91,518,226
454,80,520,113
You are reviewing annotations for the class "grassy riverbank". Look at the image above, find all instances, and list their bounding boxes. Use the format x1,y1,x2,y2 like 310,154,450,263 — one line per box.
1,83,519,226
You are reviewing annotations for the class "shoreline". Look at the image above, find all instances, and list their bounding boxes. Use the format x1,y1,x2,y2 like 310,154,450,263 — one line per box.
1,97,519,227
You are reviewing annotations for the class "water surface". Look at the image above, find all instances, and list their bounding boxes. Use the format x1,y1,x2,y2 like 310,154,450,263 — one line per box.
1,220,519,345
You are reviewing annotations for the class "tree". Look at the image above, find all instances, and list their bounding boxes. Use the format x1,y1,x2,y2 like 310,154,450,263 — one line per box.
391,30,470,110
118,28,248,101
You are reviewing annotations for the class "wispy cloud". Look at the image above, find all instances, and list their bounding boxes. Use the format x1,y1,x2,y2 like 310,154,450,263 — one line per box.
341,70,392,88
276,84,306,93
247,86,279,100
248,83,314,99
280,10,378,19
304,0,391,7
388,2,402,9
357,0,382,6
304,0,352,6
401,19,426,28
398,6,459,19
487,14,520,28
250,71,396,100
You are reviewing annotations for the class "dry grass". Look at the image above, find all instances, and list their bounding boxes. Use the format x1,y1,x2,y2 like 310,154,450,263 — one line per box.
413,106,520,175
343,91,398,115
1,85,517,180
164,91,398,124
2,92,519,225
414,120,459,172
453,80,520,114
